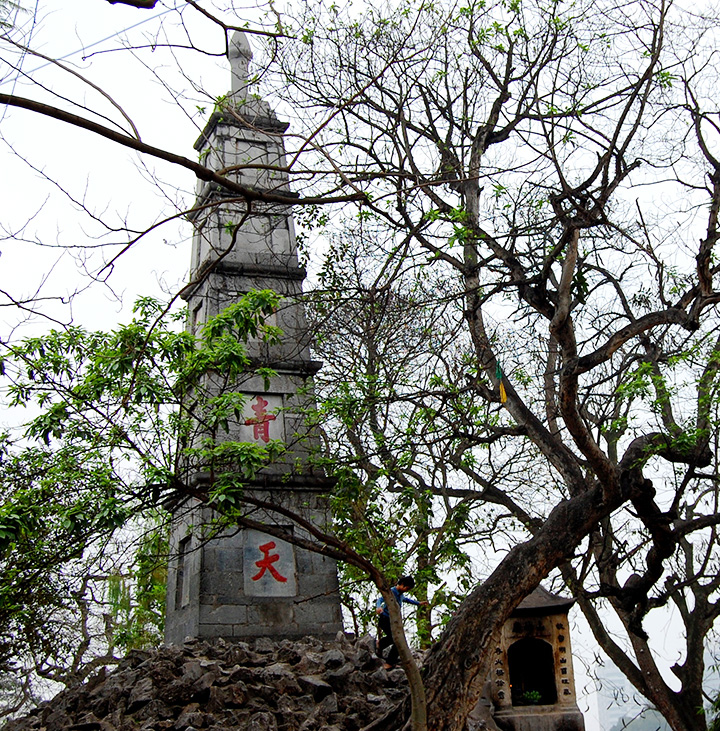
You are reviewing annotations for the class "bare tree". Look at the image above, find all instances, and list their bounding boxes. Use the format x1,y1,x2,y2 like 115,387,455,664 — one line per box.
265,0,720,727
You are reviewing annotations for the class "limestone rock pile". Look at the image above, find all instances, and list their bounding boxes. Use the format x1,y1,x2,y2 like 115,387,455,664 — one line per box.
5,634,409,731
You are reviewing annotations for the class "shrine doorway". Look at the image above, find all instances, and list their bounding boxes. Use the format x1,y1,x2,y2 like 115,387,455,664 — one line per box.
508,637,557,706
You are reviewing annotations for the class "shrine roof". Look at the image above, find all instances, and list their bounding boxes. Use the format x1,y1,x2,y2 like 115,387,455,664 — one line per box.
510,585,575,617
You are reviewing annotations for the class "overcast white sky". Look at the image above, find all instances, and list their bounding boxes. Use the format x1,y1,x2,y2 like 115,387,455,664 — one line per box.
0,0,243,336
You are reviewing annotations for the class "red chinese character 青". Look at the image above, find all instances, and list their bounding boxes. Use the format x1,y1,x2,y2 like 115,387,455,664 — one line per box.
251,541,288,583
244,396,277,443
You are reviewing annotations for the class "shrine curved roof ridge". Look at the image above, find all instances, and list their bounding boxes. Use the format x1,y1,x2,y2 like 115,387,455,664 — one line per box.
511,585,575,616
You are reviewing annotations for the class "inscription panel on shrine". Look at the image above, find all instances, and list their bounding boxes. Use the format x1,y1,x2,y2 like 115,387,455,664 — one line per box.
243,528,297,597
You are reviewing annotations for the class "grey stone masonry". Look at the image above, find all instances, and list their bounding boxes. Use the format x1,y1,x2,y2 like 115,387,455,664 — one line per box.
164,31,342,646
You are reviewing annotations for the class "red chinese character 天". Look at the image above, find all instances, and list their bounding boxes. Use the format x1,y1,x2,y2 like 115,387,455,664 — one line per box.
244,396,277,443
251,541,288,583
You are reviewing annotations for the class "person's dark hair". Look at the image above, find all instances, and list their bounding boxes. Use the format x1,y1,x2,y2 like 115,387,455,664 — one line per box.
397,576,415,589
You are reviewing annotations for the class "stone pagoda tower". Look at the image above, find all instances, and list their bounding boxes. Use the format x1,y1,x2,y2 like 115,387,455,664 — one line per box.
164,32,343,645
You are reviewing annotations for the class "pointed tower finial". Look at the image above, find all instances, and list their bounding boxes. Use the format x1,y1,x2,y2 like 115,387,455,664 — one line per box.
229,30,253,102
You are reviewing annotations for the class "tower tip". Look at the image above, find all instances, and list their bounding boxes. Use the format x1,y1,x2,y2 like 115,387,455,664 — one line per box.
229,31,253,100
229,30,253,62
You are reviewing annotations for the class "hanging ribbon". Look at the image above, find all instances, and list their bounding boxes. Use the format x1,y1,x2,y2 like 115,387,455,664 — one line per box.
495,363,507,404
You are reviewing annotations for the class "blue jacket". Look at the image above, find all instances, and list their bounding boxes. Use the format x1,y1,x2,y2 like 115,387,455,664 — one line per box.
376,586,421,618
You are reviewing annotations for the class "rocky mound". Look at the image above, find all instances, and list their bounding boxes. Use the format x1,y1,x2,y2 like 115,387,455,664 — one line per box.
4,634,410,731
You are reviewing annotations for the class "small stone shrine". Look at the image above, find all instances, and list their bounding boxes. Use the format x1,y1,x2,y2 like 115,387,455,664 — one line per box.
164,31,342,645
490,585,586,731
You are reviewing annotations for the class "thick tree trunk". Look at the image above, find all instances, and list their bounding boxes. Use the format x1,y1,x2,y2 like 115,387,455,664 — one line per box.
421,480,624,731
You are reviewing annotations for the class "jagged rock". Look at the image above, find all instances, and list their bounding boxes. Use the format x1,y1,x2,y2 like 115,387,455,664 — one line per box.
180,660,204,681
353,646,379,671
262,663,302,694
190,671,218,702
247,711,278,730
297,674,333,701
124,649,153,668
388,667,406,683
133,699,174,722
327,661,354,680
128,677,155,712
276,643,302,666
320,648,345,668
225,642,253,666
366,693,386,704
368,666,389,684
254,637,276,654
356,634,376,653
175,703,210,730
316,692,338,715
294,651,325,675
3,636,412,731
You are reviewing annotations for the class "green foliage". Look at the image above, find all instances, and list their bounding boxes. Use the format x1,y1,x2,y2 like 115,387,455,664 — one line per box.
521,689,542,704
709,700,719,731
0,436,126,670
109,516,168,651
213,93,228,113
0,291,282,670
656,70,675,89
308,221,516,645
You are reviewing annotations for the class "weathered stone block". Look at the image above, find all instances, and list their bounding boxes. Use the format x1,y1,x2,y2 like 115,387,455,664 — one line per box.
200,572,243,600
247,602,295,629
297,573,339,597
293,600,340,628
206,546,243,572
198,603,247,626
197,623,236,639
